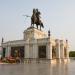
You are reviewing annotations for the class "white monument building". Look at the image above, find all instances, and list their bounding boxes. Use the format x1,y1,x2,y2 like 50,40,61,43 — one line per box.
1,9,69,63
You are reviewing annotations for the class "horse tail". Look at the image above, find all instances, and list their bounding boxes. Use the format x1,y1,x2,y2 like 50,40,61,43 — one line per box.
41,23,44,28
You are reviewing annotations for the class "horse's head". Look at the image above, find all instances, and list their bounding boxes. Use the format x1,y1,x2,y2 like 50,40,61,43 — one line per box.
33,9,36,14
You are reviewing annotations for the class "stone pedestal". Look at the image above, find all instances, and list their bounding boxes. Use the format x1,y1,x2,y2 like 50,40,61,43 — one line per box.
24,27,47,59
23,27,47,40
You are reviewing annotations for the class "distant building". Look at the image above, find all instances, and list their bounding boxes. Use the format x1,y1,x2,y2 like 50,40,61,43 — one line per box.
1,26,69,63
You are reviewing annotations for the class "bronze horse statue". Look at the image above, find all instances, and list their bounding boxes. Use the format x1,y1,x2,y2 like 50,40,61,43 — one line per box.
31,9,44,30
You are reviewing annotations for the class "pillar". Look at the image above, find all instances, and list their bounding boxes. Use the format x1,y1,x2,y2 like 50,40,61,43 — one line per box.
47,38,52,59
32,40,38,58
5,46,11,57
66,40,69,59
60,40,64,59
24,46,25,59
25,39,30,59
55,39,60,59
25,44,30,58
29,44,33,58
7,46,11,57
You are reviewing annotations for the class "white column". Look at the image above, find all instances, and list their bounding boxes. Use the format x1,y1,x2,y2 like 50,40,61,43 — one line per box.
5,46,11,57
29,44,33,58
24,46,25,58
25,39,30,59
33,40,38,58
60,40,64,59
0,47,3,56
66,40,69,59
47,39,52,59
55,39,60,59
7,46,11,57
25,44,30,58
33,44,38,58
5,47,7,57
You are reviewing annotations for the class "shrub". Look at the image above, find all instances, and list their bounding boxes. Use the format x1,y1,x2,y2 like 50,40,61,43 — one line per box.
69,51,75,57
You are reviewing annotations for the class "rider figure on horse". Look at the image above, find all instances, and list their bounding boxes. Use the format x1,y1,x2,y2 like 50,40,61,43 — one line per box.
31,8,44,30
36,9,41,23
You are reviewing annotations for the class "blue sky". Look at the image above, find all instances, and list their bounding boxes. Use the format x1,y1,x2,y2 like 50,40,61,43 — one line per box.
0,0,75,50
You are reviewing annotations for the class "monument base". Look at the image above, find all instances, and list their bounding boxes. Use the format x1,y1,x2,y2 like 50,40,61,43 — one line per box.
24,58,70,64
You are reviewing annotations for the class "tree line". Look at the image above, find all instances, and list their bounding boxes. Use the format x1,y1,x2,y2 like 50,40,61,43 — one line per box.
69,51,75,57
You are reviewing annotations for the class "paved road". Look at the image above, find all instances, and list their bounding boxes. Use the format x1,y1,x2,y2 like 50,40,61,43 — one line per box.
0,60,74,75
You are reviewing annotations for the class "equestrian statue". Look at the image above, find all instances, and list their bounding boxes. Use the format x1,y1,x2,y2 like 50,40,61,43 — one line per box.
31,8,44,30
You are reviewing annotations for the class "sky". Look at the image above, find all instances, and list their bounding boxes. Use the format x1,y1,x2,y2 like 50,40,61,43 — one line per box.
0,0,75,51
